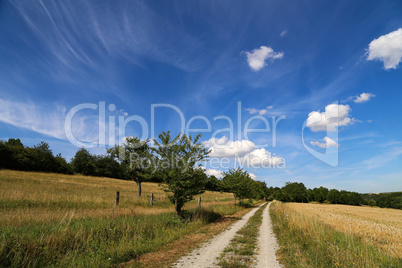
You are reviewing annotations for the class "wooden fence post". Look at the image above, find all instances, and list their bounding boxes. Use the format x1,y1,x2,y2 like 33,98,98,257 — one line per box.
198,196,201,209
116,191,120,206
150,193,154,206
112,191,119,222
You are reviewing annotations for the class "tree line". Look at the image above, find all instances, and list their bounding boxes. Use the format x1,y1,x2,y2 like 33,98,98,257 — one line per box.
0,134,271,216
269,182,401,209
1,137,400,213
271,182,364,205
361,192,402,209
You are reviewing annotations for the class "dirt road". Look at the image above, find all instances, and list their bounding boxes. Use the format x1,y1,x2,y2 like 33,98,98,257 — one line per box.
173,203,265,268
255,202,282,267
173,202,281,267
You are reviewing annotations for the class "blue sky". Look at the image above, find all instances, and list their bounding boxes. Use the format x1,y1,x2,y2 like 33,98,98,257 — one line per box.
1,0,402,193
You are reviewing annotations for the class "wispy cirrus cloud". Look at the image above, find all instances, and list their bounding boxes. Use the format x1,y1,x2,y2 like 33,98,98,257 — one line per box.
246,106,273,115
0,98,103,145
9,0,209,79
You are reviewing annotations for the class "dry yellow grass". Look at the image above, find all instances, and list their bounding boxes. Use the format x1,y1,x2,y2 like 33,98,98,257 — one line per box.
0,169,234,226
284,202,402,258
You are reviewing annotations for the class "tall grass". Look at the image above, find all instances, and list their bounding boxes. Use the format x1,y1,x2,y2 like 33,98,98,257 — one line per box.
0,170,246,267
0,170,234,226
270,201,402,268
0,206,241,267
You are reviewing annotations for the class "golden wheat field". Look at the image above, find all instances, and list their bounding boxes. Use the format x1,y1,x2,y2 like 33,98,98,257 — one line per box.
285,202,402,258
0,169,234,227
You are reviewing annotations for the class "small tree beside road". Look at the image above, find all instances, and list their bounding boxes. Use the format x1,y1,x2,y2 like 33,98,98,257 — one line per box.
222,168,253,205
153,131,209,216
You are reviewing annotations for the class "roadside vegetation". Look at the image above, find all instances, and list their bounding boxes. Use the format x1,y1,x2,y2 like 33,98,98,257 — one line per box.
1,206,241,267
218,203,267,267
0,170,251,267
270,201,402,268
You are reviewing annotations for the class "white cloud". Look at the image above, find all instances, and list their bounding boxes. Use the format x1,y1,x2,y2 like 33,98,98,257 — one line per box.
202,136,255,158
248,173,257,180
204,168,223,178
119,109,129,116
310,137,339,149
354,93,375,103
367,28,402,69
306,104,353,132
0,98,66,139
246,106,273,115
244,46,284,71
0,98,106,146
280,30,287,37
237,148,283,168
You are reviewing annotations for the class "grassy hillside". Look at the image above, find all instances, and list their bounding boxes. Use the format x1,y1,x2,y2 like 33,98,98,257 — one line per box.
271,201,402,267
0,170,243,267
0,169,234,226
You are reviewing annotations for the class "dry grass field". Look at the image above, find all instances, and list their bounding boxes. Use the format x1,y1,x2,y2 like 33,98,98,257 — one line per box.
286,203,402,258
0,169,234,226
0,169,243,267
271,201,402,267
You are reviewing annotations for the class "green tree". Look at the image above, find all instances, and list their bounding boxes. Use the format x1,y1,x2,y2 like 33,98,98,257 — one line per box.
32,141,54,172
327,189,341,204
54,153,73,174
71,148,96,175
153,131,209,216
274,190,292,202
251,181,267,200
205,175,222,191
108,137,153,197
347,192,363,206
282,182,309,203
93,155,122,179
222,168,253,205
311,187,329,203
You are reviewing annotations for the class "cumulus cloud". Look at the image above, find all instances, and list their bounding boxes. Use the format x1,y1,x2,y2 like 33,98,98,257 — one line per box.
354,93,375,103
246,106,273,115
244,46,284,71
310,137,339,149
237,148,283,168
202,136,255,158
248,173,257,180
367,28,402,69
204,168,223,178
306,104,353,132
